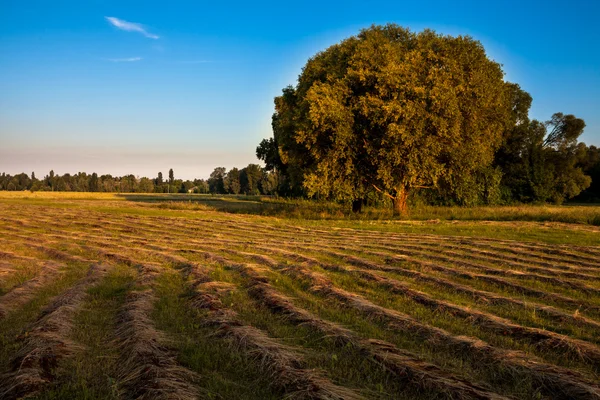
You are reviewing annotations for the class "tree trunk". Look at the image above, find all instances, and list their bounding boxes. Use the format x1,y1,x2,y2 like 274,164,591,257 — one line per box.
351,198,364,213
392,188,408,217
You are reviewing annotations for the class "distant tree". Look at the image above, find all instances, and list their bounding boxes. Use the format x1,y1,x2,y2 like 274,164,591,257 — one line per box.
100,174,115,192
269,24,511,214
224,168,241,194
138,177,155,193
46,170,55,191
575,145,600,202
156,172,163,186
260,170,280,195
497,111,590,203
55,177,68,191
195,180,210,194
169,169,174,184
208,167,226,194
541,114,590,203
240,164,263,195
89,173,99,192
256,138,282,172
31,171,36,181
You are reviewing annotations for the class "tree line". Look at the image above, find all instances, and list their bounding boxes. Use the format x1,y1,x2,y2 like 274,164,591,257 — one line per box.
0,165,281,196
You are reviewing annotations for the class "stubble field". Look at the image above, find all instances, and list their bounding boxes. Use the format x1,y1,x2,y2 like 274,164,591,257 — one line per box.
0,193,599,399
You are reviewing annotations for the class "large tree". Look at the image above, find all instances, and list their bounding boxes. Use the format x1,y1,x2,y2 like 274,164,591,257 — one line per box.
268,24,511,214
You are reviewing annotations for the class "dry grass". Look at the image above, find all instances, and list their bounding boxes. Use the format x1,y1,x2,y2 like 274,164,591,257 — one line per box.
0,193,599,399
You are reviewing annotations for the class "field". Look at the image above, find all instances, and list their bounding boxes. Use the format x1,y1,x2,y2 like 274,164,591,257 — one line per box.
0,193,599,399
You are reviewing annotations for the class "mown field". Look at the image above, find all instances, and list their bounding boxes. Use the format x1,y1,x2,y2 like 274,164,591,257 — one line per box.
0,193,599,399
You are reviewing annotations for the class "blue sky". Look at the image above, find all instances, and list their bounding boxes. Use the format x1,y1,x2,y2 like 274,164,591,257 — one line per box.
1,0,598,179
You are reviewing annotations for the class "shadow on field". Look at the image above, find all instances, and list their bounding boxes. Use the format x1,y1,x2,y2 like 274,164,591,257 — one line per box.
116,194,360,219
116,194,600,225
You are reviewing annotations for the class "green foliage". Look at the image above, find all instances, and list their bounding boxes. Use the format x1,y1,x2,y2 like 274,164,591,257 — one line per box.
208,167,226,194
497,110,591,204
89,173,99,192
224,168,241,194
240,164,263,195
256,138,281,172
270,24,511,214
434,166,503,206
574,145,600,202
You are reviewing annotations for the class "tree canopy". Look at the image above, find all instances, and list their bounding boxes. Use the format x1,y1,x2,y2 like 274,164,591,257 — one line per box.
267,24,513,214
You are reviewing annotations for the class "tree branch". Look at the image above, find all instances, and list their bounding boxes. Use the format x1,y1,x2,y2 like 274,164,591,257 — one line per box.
371,184,395,199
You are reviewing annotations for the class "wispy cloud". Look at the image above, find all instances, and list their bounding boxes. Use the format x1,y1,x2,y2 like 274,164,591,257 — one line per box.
105,16,159,39
105,57,143,62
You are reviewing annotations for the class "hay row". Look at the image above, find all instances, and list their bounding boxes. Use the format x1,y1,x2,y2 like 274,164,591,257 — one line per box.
10,224,599,335
69,229,600,348
349,242,600,292
1,232,93,265
0,263,110,399
234,263,510,400
397,257,600,328
240,243,600,335
327,263,600,366
306,245,600,327
312,245,598,307
354,253,600,333
92,217,600,281
113,261,201,400
381,238,600,278
278,263,600,400
142,238,600,352
207,217,600,266
252,240,600,330
301,226,600,264
339,232,600,270
0,260,16,279
5,208,600,268
10,212,600,284
190,280,365,399
341,238,600,284
0,260,64,319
